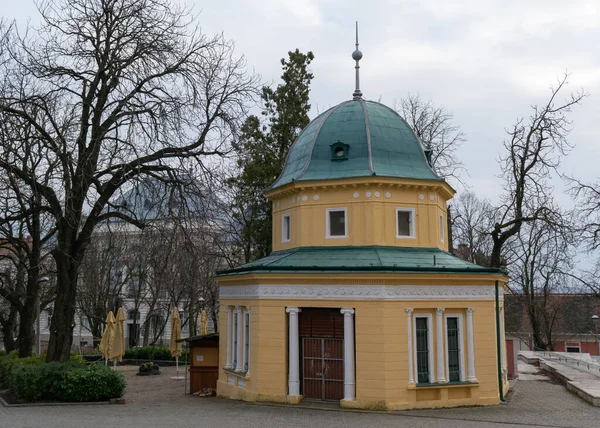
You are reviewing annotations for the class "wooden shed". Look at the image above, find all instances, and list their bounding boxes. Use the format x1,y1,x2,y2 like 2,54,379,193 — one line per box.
183,333,219,394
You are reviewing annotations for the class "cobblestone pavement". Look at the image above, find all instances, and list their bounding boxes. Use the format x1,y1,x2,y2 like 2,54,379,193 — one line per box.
2,367,600,428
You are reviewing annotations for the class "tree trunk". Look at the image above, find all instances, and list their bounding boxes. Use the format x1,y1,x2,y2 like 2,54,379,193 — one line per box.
490,236,503,269
143,321,150,346
1,307,18,352
46,252,79,362
17,297,36,357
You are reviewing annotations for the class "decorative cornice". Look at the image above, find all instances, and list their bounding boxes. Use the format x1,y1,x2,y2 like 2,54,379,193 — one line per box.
216,272,507,287
220,285,502,301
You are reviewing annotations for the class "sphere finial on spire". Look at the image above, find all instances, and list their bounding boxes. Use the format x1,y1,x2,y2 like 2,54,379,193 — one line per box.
352,21,363,100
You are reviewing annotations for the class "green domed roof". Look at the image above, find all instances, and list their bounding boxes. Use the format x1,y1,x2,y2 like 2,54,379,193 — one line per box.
270,100,442,190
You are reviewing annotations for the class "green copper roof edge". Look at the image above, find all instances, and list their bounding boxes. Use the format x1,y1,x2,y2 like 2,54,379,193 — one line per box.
216,246,507,276
293,101,350,184
359,100,374,175
217,265,505,276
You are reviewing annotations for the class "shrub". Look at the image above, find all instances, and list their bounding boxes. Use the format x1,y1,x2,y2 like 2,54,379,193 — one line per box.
0,350,5,357
5,361,125,403
59,364,126,402
0,354,44,385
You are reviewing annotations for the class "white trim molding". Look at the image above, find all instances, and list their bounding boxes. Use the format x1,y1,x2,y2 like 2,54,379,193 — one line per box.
444,312,466,382
234,306,244,372
326,208,348,238
225,306,233,369
440,213,445,243
435,308,446,383
396,207,416,238
221,284,501,301
406,308,415,384
282,213,291,243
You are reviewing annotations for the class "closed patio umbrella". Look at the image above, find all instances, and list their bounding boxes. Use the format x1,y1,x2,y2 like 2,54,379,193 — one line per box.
98,311,116,366
170,307,183,379
109,308,126,367
200,310,208,335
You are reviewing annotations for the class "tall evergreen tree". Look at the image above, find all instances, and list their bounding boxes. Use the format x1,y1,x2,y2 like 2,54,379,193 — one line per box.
229,49,314,262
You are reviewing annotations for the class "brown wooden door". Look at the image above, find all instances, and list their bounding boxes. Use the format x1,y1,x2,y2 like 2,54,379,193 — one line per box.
302,337,344,400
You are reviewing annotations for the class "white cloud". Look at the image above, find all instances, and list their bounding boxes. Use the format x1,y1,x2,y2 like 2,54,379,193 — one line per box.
3,0,599,219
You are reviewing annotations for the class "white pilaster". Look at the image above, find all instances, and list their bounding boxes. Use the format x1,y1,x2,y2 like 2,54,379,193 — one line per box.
341,308,356,401
500,306,507,376
406,308,414,384
225,306,232,369
235,306,243,372
466,308,477,382
245,307,251,375
286,307,301,396
435,308,446,383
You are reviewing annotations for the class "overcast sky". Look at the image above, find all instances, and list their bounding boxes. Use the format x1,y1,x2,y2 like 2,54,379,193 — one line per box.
3,0,599,203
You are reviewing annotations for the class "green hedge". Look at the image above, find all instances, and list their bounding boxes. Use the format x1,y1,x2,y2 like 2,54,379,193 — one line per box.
5,362,125,403
0,354,125,403
123,345,188,361
0,353,84,385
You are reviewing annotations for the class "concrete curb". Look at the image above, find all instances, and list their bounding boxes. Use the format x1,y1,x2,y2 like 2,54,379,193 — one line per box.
0,390,112,408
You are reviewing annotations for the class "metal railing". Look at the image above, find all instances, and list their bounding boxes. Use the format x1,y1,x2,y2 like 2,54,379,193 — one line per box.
535,351,600,378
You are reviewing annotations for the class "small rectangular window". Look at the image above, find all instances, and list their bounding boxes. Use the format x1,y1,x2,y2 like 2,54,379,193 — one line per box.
327,209,347,237
416,317,430,383
447,317,460,382
282,214,291,242
232,313,238,368
440,214,445,242
244,312,250,371
396,209,415,237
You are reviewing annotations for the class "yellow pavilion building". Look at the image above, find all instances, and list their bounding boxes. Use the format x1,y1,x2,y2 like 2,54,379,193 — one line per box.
216,36,509,410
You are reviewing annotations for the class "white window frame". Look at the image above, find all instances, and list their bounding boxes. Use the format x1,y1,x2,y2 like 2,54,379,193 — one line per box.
396,208,416,238
282,213,291,243
232,312,239,369
243,310,250,372
440,213,445,242
412,313,434,384
444,312,466,382
565,342,581,353
326,208,348,238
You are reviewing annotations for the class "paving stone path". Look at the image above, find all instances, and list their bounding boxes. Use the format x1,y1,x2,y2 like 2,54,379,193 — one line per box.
2,365,600,428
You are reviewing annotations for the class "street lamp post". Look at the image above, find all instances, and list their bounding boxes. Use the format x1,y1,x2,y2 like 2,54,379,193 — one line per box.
592,315,599,357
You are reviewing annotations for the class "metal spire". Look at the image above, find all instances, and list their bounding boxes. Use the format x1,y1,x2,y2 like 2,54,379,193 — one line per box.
352,21,363,100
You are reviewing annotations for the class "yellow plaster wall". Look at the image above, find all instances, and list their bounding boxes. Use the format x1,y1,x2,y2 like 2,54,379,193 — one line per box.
216,292,504,410
270,178,451,252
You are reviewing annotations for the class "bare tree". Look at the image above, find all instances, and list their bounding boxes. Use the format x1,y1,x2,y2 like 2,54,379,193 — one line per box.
505,221,575,350
451,191,495,265
394,93,466,183
567,177,600,250
0,0,258,361
490,74,585,268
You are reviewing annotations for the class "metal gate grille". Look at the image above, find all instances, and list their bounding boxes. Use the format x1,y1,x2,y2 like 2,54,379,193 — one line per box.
302,337,344,400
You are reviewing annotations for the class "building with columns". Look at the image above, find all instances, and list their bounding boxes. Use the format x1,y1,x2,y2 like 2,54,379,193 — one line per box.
215,34,509,410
